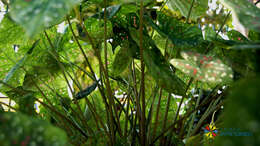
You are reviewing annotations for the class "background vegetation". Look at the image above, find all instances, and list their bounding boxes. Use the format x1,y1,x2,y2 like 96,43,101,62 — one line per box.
0,0,260,145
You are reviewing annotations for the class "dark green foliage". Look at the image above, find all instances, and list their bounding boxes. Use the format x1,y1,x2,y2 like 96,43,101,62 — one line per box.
145,12,206,49
214,77,260,146
0,112,69,145
111,41,132,76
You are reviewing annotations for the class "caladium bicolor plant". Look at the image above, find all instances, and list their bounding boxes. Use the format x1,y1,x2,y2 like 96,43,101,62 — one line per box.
170,51,233,84
219,0,260,33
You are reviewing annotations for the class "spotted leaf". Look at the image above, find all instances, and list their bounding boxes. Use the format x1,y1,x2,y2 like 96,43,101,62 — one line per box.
171,51,233,84
200,59,233,83
170,59,202,78
181,51,214,66
9,0,80,37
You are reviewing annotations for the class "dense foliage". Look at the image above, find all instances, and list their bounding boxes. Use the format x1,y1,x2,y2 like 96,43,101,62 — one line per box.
0,0,260,145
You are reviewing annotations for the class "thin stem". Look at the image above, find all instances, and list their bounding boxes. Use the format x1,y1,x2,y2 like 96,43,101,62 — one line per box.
139,0,146,145
0,101,17,111
159,93,172,145
151,88,162,141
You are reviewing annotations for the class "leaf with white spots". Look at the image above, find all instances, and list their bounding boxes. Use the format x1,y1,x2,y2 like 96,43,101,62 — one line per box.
181,51,214,65
200,59,233,83
9,0,80,37
170,59,203,79
219,0,260,32
171,51,233,84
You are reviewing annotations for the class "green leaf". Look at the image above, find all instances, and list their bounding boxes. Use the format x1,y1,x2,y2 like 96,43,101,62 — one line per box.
145,13,205,48
79,18,113,45
5,86,36,116
0,15,26,47
0,112,69,145
9,0,80,37
144,49,186,95
0,56,27,92
0,41,38,92
129,27,186,95
112,42,132,76
219,0,260,32
75,80,99,100
227,30,249,42
167,0,208,21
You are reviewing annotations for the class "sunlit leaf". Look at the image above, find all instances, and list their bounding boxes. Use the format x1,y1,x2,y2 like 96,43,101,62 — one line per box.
167,0,208,21
10,0,80,37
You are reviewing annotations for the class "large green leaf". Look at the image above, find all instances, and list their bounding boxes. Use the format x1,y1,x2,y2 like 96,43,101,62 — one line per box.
167,0,208,21
219,0,260,32
145,13,205,48
0,112,69,145
144,48,186,95
129,28,186,95
9,0,80,37
112,41,132,76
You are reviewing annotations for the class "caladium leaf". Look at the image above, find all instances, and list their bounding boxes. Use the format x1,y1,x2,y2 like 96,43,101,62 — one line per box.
129,28,186,95
200,59,233,83
167,0,208,21
9,0,80,37
180,51,214,65
112,41,132,76
144,49,186,95
144,13,205,48
219,0,260,32
170,51,233,84
170,59,202,78
227,30,249,42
